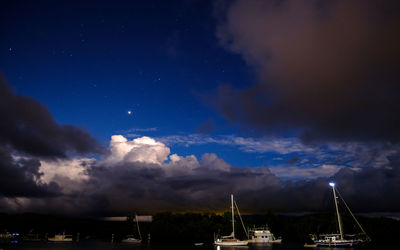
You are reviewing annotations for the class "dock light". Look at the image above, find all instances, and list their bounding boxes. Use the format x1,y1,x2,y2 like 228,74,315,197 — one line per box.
329,182,335,187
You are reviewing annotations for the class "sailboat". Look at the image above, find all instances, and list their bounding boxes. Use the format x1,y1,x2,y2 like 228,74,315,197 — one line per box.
311,183,370,247
121,214,142,244
214,194,248,246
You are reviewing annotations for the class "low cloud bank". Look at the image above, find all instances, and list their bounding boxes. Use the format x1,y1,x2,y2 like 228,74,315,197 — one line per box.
2,134,400,216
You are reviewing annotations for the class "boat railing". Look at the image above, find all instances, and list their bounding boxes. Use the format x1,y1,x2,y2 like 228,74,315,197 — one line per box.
249,227,270,231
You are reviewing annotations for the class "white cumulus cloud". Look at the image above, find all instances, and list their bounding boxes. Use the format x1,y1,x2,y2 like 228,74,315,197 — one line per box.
106,135,170,165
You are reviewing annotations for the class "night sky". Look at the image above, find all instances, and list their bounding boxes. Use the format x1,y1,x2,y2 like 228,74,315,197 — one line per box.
1,0,400,217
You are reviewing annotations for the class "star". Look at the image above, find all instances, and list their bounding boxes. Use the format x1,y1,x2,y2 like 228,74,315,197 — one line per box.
127,110,132,115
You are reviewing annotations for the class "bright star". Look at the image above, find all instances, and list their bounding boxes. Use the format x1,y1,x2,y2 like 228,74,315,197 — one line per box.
127,110,132,115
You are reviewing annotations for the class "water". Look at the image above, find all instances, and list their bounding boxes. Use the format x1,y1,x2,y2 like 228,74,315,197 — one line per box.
0,242,390,250
0,242,303,250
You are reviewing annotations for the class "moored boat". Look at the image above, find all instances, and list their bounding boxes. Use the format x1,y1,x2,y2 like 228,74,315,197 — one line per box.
311,182,370,247
248,226,281,244
121,214,142,244
121,235,141,244
214,194,248,246
47,232,73,242
311,234,363,247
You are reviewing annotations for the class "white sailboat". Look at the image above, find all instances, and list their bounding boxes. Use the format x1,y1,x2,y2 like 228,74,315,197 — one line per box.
214,194,248,246
121,214,142,244
311,182,370,247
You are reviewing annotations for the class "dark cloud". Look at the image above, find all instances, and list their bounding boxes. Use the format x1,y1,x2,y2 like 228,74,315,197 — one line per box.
0,76,104,158
215,0,400,143
2,148,400,216
81,155,282,214
333,157,400,212
0,147,60,198
0,76,104,200
19,150,399,216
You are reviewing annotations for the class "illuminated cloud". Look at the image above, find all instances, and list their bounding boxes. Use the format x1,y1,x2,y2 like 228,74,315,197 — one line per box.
39,158,95,194
106,135,170,165
40,158,94,183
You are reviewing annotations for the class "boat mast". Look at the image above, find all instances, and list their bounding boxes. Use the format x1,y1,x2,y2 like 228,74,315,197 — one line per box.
231,194,235,239
135,214,142,240
330,183,343,240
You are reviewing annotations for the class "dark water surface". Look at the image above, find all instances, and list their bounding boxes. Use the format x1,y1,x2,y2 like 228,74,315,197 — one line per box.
0,242,389,250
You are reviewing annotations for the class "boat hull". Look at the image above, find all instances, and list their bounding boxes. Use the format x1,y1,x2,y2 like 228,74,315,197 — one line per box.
214,240,248,246
47,234,73,242
121,238,141,244
315,239,363,247
47,239,73,242
248,239,282,244
248,227,281,244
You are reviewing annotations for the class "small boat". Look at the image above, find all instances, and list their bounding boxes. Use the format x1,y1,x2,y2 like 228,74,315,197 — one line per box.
311,182,370,247
121,235,141,243
47,232,73,242
248,226,281,244
214,194,248,246
121,214,142,244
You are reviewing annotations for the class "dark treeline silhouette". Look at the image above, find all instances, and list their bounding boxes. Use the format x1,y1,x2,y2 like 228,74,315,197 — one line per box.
1,212,399,246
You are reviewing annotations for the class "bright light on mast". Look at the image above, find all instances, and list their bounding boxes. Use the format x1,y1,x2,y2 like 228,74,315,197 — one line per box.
329,182,335,187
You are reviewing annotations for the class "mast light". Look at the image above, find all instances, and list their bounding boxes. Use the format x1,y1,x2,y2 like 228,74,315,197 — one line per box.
329,182,335,187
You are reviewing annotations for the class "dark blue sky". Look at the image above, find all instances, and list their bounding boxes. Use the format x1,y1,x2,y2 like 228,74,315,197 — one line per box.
1,0,261,166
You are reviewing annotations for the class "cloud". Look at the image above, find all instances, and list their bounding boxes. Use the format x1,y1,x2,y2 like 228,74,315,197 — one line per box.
0,77,104,200
269,164,348,180
157,134,312,154
0,147,60,198
157,134,221,147
157,134,400,170
215,0,400,143
105,135,170,165
39,158,95,194
2,135,400,216
84,148,283,214
124,127,158,133
0,76,104,158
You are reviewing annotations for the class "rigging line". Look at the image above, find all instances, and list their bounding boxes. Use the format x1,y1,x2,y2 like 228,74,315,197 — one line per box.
335,189,370,240
234,200,249,239
135,214,142,240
